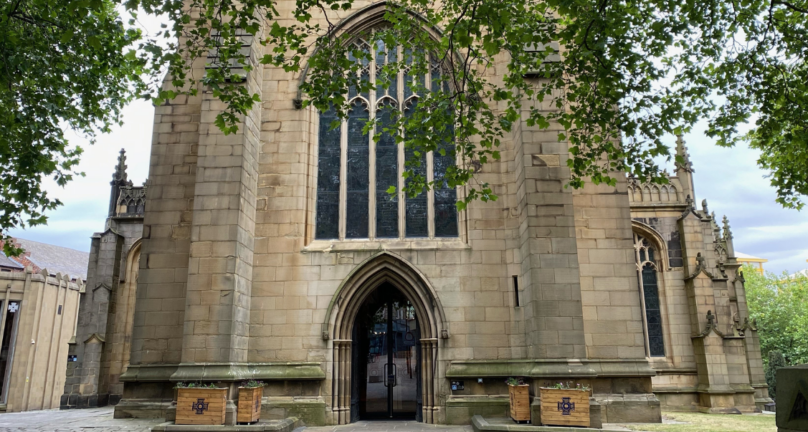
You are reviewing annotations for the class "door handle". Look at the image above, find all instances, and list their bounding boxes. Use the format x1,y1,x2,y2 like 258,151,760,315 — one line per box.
383,363,397,387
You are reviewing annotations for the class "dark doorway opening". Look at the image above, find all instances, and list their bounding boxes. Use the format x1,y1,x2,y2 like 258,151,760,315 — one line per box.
351,284,421,421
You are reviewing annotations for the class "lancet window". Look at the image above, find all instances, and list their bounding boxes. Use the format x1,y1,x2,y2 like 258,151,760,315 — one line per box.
315,39,459,240
633,233,665,357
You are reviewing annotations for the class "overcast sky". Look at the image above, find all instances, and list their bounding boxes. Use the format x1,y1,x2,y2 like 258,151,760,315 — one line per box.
9,99,808,276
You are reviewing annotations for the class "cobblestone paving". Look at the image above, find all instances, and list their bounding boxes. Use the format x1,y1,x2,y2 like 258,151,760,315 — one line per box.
0,407,162,431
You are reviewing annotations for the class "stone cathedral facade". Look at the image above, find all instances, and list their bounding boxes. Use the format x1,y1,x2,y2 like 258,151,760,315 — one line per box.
61,2,772,425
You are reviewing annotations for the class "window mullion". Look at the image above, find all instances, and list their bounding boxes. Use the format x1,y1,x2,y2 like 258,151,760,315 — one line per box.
369,99,377,240
427,141,435,239
339,117,348,241
397,46,406,240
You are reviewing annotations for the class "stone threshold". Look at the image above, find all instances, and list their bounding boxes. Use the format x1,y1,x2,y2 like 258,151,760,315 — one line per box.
152,417,299,432
472,415,624,432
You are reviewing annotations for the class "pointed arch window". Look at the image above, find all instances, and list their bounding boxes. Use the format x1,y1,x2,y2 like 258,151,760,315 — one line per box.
634,233,665,357
315,39,459,240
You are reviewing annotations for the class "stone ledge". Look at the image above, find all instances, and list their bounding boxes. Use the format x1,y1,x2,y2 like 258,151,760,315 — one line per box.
302,239,471,253
113,400,173,419
121,363,325,383
446,359,656,379
471,415,615,432
152,417,299,432
262,397,327,426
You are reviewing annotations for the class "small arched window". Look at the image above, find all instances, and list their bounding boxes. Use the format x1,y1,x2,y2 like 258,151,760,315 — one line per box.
634,233,665,357
315,38,458,241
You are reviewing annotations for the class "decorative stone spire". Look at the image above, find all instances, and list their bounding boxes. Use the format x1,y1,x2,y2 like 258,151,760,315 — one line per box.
702,199,709,215
675,135,697,204
722,215,733,240
711,212,722,238
722,215,736,258
108,148,131,216
112,148,129,185
675,135,693,173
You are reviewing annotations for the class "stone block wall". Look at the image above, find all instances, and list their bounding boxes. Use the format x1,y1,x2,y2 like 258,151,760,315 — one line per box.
574,179,646,360
3,271,82,412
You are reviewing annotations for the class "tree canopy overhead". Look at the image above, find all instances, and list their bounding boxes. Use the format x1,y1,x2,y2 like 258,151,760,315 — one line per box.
1,0,806,252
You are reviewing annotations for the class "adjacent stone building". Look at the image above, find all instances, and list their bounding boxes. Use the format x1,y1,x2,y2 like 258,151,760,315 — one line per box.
0,269,83,413
60,150,146,409
0,239,88,412
63,2,771,425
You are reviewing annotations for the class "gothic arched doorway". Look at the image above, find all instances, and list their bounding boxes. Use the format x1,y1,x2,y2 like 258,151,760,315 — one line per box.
325,252,447,424
352,284,420,420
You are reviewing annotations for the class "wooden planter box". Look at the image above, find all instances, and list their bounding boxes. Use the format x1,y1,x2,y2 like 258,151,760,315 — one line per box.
508,384,531,423
176,387,227,425
539,388,590,427
237,387,263,423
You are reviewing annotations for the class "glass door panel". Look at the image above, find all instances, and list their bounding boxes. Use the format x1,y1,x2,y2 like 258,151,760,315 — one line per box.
355,288,419,420
391,300,418,417
363,304,387,417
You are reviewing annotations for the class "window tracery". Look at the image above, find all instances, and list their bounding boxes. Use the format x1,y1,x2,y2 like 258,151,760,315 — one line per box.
315,37,459,240
634,232,665,357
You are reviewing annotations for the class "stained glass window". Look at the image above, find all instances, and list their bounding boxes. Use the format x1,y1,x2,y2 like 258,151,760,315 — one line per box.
376,102,399,238
434,122,458,237
405,101,428,237
634,233,665,357
346,100,369,238
315,37,460,241
316,107,341,239
641,264,665,356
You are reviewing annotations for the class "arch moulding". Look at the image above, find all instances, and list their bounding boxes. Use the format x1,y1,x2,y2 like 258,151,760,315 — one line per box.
324,251,446,424
632,220,670,272
321,251,449,341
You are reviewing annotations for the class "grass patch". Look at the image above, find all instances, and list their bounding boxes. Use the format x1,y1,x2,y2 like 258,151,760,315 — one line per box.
622,412,776,432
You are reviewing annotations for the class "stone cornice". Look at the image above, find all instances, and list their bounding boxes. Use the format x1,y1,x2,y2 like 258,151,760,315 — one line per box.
445,359,656,379
121,362,327,383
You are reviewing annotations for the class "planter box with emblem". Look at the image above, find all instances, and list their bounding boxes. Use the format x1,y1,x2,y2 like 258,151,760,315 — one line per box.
539,387,590,427
237,386,263,423
176,387,227,425
508,384,531,423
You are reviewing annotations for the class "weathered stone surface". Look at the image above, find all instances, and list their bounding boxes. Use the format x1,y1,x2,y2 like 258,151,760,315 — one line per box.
65,4,768,426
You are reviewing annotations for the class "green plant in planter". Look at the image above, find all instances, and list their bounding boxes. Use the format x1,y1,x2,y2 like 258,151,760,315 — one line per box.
239,380,266,388
544,381,590,391
506,377,527,386
174,382,220,389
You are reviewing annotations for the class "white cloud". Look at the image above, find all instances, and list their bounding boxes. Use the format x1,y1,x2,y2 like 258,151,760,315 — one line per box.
668,120,808,275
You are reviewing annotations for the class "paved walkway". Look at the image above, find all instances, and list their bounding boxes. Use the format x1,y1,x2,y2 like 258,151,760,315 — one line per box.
0,407,162,431
0,408,476,432
305,421,471,432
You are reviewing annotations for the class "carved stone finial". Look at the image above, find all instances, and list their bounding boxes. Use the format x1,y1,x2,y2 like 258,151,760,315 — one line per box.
694,309,725,338
722,215,733,240
712,212,722,237
112,148,129,185
732,312,743,337
716,261,727,278
685,195,693,208
696,252,706,270
676,135,694,173
702,199,709,214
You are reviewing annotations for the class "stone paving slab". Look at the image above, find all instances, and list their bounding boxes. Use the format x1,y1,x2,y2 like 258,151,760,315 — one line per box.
303,421,473,432
0,407,163,431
